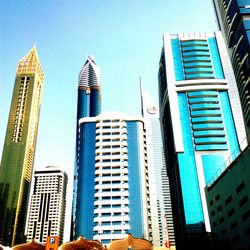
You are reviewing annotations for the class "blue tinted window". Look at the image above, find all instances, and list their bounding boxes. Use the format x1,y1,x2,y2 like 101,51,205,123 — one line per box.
243,20,250,29
208,38,224,79
127,122,145,238
171,39,184,80
177,93,204,226
201,155,226,184
219,91,240,159
75,122,96,238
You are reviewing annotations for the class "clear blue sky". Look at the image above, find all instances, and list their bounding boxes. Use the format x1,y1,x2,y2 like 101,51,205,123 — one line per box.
0,0,218,241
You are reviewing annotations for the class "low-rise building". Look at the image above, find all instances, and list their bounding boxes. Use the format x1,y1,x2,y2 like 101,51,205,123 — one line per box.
205,145,250,249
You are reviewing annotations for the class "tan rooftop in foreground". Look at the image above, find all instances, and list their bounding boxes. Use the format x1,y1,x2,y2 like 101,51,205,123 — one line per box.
108,234,153,250
11,239,45,250
60,236,104,250
7,234,174,250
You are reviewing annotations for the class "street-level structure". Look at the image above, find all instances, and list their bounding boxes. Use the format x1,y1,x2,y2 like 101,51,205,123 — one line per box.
205,141,250,250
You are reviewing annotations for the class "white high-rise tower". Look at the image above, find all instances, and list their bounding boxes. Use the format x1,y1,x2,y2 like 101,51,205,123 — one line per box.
140,88,175,247
26,166,68,245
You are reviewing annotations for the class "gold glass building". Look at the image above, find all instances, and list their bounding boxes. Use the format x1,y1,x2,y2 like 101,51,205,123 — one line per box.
0,47,44,246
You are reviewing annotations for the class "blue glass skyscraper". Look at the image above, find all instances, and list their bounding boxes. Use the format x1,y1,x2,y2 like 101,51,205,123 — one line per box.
71,56,101,238
158,32,246,249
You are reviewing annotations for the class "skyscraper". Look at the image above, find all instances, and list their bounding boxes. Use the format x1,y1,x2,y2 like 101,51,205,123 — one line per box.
0,47,44,246
140,88,175,247
73,112,151,245
71,56,101,237
213,0,250,141
158,32,246,249
26,166,68,245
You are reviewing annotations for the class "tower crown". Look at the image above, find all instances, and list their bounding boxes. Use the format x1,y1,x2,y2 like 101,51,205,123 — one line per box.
78,55,101,89
17,47,44,80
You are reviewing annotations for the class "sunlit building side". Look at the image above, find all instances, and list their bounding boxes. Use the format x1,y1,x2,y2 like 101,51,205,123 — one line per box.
0,47,44,246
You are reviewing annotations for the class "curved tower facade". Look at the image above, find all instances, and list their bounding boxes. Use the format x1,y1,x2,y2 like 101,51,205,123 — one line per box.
71,56,101,238
74,112,151,245
0,47,44,246
77,55,101,118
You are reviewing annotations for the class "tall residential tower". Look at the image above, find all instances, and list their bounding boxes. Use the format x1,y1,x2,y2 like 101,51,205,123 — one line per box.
73,112,151,245
0,47,44,246
26,166,67,245
158,32,246,249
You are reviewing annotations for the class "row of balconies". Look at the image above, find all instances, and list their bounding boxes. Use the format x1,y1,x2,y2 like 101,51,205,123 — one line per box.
94,175,128,182
94,198,129,206
93,215,130,223
94,183,129,190
94,168,128,176
95,162,128,169
94,207,130,216
93,224,130,232
94,190,129,198
95,141,127,148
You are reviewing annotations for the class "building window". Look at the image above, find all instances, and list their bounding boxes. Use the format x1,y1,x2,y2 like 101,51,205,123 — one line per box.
219,217,224,224
228,208,235,218
242,209,250,221
225,195,232,205
217,205,222,212
221,229,227,235
236,181,245,194
230,221,238,230
239,195,248,207
215,194,220,201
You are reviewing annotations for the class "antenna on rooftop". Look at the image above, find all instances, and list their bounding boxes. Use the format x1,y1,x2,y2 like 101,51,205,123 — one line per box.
139,76,144,117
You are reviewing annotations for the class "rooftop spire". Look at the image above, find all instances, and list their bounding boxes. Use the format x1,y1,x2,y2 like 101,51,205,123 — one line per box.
16,46,44,80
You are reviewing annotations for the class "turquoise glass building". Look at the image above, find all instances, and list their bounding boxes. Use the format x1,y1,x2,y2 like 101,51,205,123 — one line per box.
158,32,246,249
